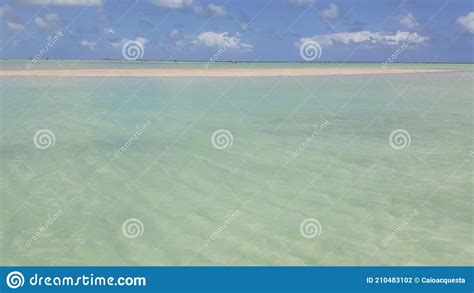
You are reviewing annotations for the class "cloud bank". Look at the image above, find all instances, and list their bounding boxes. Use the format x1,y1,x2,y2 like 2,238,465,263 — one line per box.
457,12,474,34
297,30,429,47
179,31,253,51
20,0,103,5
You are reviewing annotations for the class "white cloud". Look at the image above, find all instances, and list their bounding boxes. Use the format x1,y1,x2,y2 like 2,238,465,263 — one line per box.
320,4,339,19
108,37,149,49
169,28,179,38
104,27,116,35
1,4,25,31
184,31,253,51
0,4,13,17
297,30,429,47
35,12,61,30
7,20,25,31
80,40,96,49
151,0,226,17
20,0,103,5
240,23,249,32
151,0,192,9
135,37,149,45
288,0,315,7
456,11,474,34
399,13,420,30
208,4,227,17
35,16,48,29
192,4,205,15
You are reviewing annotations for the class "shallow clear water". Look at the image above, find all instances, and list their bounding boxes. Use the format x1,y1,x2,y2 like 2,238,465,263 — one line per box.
0,61,472,265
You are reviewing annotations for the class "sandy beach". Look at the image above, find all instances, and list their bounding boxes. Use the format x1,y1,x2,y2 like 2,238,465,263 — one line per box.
0,67,456,77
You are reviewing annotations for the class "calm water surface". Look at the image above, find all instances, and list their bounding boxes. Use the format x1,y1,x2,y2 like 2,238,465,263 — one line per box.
0,61,472,265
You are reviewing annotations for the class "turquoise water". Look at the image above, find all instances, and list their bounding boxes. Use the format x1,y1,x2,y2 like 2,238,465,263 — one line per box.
0,61,472,265
1,59,472,71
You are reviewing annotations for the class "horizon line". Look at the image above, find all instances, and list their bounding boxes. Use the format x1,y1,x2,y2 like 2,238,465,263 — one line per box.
1,58,473,65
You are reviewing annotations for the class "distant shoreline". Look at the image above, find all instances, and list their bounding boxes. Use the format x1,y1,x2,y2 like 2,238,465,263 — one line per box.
0,68,458,78
1,59,473,65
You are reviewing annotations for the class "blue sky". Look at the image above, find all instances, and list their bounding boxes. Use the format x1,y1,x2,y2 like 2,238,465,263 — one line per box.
0,0,473,62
